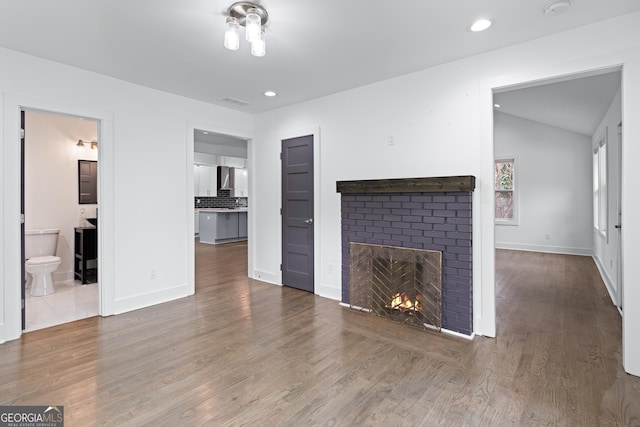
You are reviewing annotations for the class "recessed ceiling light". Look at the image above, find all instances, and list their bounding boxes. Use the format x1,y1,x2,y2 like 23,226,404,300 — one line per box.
494,103,501,108
544,1,571,15
202,131,209,135
264,90,277,97
470,19,492,32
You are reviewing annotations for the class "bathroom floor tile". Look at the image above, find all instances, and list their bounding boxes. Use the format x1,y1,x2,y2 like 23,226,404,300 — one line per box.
25,281,98,332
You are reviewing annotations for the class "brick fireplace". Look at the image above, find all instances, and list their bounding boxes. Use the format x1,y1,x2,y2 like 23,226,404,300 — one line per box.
337,176,475,335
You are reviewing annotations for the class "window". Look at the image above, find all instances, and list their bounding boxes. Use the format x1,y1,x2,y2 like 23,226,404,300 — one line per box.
593,132,607,238
495,158,517,225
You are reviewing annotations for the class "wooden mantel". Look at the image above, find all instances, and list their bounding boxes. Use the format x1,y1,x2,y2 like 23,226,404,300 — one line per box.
336,175,475,194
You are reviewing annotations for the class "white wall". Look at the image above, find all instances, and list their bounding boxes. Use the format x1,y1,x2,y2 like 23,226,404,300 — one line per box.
494,112,592,255
252,12,640,375
1,46,253,343
592,88,623,305
25,111,98,282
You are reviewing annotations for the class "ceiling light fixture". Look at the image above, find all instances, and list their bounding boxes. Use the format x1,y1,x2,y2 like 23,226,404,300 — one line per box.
224,2,269,57
264,90,276,97
470,19,492,32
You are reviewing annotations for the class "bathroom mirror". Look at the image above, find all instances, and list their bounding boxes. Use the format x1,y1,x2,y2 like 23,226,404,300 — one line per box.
78,160,98,204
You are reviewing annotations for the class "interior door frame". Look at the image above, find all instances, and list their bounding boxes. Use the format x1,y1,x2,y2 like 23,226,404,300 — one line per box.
616,120,623,312
2,93,114,342
21,108,103,325
281,135,315,293
20,110,26,330
278,127,321,295
480,61,628,339
185,121,254,292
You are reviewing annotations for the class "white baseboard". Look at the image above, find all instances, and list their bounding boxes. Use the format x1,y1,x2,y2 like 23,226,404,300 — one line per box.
442,328,475,340
251,270,280,285
495,242,591,256
113,283,192,315
316,284,340,301
592,254,620,309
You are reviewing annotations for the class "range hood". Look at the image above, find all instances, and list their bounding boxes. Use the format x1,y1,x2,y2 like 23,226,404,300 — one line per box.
217,166,235,190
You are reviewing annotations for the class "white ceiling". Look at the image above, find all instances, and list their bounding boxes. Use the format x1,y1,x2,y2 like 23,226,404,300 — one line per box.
494,69,622,136
0,1,638,114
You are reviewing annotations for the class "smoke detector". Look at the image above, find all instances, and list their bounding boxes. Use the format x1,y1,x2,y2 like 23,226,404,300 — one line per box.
544,1,571,15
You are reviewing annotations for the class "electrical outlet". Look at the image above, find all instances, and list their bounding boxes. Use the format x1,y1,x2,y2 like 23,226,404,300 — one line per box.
387,135,396,145
328,263,334,274
150,269,157,279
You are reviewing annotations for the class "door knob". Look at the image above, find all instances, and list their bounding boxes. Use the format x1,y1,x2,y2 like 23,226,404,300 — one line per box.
304,218,313,224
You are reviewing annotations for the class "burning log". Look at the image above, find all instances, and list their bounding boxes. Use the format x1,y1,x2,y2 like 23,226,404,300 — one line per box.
388,293,423,313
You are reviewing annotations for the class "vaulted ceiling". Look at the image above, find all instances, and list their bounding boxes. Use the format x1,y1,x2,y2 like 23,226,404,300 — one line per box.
494,69,622,136
0,1,638,115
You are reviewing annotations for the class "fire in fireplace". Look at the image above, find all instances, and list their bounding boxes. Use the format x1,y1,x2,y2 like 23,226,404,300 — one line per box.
389,292,422,311
350,243,442,331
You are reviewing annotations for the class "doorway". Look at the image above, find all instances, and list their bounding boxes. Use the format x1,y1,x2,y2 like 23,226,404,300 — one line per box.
22,110,100,331
493,68,623,310
281,134,314,293
193,129,250,287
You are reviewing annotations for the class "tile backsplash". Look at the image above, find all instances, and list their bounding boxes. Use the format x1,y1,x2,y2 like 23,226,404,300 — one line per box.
195,190,248,209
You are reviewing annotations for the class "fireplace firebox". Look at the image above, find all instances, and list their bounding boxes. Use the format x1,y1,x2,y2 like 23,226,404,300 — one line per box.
350,243,442,330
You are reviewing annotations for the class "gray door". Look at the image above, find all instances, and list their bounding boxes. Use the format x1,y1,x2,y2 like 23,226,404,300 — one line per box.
281,135,314,293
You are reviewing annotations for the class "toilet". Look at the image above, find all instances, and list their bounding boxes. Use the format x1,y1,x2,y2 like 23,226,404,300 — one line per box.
25,229,62,296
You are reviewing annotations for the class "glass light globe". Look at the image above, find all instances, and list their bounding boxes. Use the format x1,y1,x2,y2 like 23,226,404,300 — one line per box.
245,9,261,42
251,31,265,57
224,17,240,50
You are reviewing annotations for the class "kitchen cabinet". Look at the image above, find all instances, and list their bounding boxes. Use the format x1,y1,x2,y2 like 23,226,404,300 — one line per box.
232,168,248,197
194,165,217,197
199,209,248,244
216,212,239,240
238,212,248,238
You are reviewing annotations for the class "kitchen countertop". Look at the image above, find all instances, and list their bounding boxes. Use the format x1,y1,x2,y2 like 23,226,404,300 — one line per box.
197,208,248,213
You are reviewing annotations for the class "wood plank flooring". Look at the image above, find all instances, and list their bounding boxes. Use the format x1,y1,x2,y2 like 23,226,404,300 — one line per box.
1,244,639,426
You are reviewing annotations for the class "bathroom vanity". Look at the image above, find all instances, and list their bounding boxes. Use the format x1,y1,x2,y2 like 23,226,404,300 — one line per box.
74,226,98,284
199,208,248,244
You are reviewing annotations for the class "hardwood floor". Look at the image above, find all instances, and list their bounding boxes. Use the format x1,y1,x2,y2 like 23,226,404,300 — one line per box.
1,244,639,426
